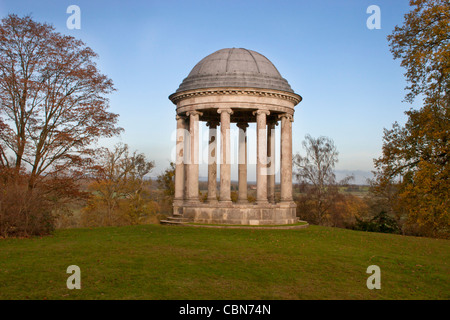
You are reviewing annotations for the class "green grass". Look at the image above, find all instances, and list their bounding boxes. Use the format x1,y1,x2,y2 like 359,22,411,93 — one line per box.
0,224,448,300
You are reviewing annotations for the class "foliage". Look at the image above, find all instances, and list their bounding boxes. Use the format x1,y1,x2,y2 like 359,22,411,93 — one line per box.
0,163,88,237
372,104,449,237
0,14,120,235
387,0,449,104
81,144,156,227
0,14,121,189
230,191,238,202
156,162,175,213
156,162,175,199
0,168,53,237
328,194,369,229
372,0,450,238
293,134,354,226
354,210,400,234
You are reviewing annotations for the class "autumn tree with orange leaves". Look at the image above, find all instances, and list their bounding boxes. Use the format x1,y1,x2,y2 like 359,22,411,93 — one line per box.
372,0,449,238
0,14,121,187
0,15,121,236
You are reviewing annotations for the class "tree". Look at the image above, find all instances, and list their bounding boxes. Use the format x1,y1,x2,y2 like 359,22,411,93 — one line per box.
373,0,449,238
293,134,353,225
354,210,400,234
0,15,121,188
82,143,155,226
156,162,175,213
387,0,449,104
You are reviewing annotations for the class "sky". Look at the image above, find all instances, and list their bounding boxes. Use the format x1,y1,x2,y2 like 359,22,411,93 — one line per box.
0,0,420,183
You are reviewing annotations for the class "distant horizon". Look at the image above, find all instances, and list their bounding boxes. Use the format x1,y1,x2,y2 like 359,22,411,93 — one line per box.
146,169,373,186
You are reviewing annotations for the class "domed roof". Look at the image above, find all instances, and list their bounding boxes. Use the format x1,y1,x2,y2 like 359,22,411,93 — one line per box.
175,48,294,93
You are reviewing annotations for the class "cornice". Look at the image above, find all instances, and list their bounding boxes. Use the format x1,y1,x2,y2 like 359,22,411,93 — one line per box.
169,87,302,105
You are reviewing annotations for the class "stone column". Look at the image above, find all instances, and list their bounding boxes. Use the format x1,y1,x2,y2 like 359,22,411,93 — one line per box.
267,120,277,203
206,121,219,203
218,108,233,203
237,122,249,203
253,109,270,204
183,119,190,200
279,113,293,202
174,115,187,203
186,110,202,203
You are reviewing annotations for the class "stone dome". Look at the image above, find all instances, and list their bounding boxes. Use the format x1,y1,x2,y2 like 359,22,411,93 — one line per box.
175,48,294,93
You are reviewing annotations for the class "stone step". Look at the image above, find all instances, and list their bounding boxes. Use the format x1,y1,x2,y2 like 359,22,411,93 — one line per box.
166,217,188,222
160,219,187,226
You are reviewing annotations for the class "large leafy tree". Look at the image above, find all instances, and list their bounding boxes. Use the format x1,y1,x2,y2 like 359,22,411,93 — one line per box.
387,0,449,104
373,0,449,238
0,15,122,188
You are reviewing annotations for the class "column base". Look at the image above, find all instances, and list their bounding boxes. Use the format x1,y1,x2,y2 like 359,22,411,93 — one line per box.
279,200,296,208
173,198,184,204
219,200,233,206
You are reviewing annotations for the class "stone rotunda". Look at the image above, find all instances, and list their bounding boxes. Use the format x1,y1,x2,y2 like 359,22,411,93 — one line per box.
164,48,302,225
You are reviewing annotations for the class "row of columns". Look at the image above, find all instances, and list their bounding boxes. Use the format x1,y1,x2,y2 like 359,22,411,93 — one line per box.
174,108,293,205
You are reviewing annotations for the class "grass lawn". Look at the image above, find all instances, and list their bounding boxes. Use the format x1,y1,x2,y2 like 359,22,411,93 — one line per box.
0,224,448,300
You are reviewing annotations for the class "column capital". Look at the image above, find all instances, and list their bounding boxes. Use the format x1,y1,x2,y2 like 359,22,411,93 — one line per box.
252,109,270,116
278,113,293,121
176,115,186,121
267,119,278,127
206,121,219,128
217,108,233,115
186,110,203,117
236,122,249,130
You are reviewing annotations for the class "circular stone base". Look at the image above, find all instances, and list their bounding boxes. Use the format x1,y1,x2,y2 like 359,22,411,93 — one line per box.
182,222,309,230
173,201,297,225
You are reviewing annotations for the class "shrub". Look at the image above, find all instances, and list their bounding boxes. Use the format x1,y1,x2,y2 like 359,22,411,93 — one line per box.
0,171,54,237
354,210,400,234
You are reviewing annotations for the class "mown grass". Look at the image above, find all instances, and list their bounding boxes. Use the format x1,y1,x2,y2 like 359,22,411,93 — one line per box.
0,224,448,300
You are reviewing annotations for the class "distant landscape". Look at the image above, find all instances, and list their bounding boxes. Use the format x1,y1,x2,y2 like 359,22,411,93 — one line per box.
197,170,372,186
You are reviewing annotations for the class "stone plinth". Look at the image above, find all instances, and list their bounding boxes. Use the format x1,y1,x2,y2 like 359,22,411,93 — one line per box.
181,202,298,225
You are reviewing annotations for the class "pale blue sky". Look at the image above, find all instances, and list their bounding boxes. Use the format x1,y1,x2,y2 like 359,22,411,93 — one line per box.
0,0,419,182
